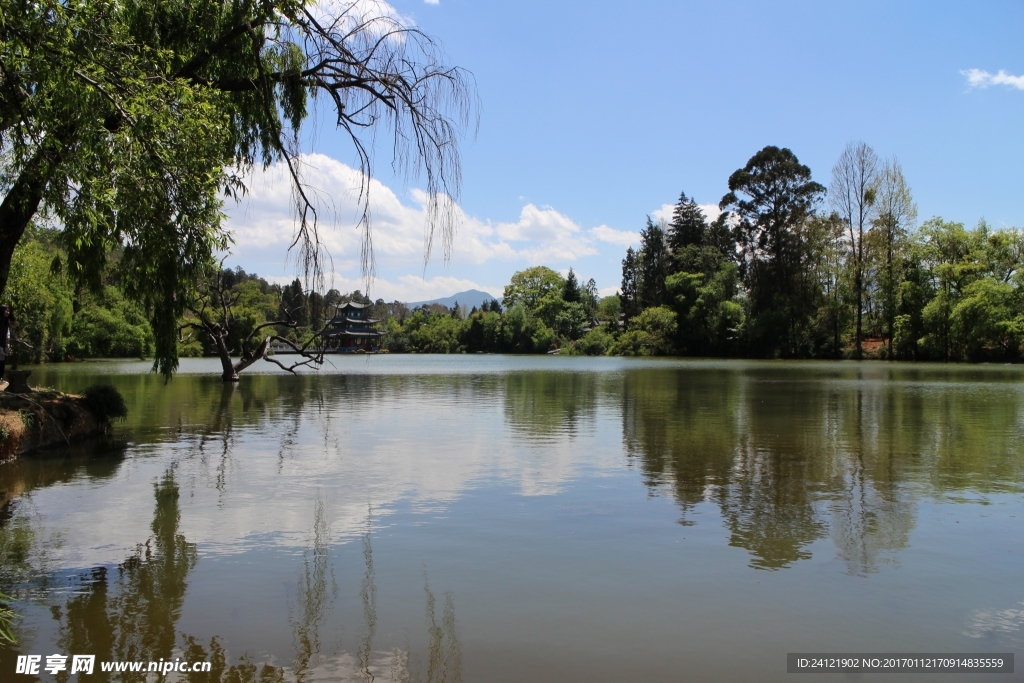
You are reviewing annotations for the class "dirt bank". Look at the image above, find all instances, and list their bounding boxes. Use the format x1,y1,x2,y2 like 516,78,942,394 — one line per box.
0,391,110,462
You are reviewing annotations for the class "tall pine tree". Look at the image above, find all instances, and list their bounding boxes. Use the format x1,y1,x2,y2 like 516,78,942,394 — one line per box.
666,192,707,253
620,247,642,322
563,268,581,303
638,218,669,309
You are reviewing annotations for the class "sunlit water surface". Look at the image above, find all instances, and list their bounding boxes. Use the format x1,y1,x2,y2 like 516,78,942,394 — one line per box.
2,356,1023,682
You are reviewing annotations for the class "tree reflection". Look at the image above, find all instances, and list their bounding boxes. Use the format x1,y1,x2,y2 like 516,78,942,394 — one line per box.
715,445,827,570
613,366,1024,571
291,499,338,681
0,438,128,511
350,518,462,683
49,466,291,683
622,365,1024,571
423,577,461,683
504,372,598,439
56,466,197,681
621,369,739,517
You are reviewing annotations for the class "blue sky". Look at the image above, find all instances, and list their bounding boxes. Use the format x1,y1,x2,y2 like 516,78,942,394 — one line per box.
225,0,1024,302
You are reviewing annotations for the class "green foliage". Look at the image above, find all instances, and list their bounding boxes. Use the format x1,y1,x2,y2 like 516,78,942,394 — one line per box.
564,326,614,356
610,306,678,356
666,191,707,252
498,305,554,353
721,146,826,356
503,267,565,313
597,295,621,322
554,302,589,341
562,268,581,303
1,0,474,377
82,384,129,423
407,311,465,353
605,143,1024,364
950,278,1022,360
4,234,74,362
620,247,642,322
461,311,502,353
667,263,743,356
66,287,154,359
638,218,669,308
905,218,1024,361
531,320,557,353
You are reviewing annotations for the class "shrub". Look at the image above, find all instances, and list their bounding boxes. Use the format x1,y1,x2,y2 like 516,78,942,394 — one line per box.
610,306,677,356
574,327,613,356
81,385,128,423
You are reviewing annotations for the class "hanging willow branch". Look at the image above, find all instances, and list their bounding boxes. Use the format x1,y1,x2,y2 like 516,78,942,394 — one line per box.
1,0,476,376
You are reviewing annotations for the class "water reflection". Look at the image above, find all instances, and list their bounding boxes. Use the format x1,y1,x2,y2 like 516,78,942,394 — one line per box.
17,363,1024,578
52,468,195,681
19,464,462,682
0,440,128,511
340,518,463,683
422,578,462,683
504,372,599,440
618,365,1024,570
3,359,1022,683
291,500,337,681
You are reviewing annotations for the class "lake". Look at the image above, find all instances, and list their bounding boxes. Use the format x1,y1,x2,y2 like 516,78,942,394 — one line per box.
2,356,1023,682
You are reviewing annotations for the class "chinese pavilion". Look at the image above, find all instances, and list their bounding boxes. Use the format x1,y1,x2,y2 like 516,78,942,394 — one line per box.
324,301,385,352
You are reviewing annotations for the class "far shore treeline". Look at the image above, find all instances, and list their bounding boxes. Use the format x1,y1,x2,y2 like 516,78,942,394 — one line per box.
8,143,1024,364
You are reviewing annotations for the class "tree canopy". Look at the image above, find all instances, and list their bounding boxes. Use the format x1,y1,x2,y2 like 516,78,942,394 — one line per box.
1,0,475,375
720,145,826,354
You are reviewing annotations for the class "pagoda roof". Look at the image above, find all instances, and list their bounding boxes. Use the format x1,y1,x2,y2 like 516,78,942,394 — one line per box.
328,330,385,338
336,300,371,309
329,316,381,324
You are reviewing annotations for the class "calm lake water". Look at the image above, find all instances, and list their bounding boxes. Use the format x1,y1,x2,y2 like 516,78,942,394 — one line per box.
2,356,1023,682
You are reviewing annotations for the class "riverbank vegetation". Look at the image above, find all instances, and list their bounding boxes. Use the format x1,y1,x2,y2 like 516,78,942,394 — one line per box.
6,143,1024,364
616,144,1024,361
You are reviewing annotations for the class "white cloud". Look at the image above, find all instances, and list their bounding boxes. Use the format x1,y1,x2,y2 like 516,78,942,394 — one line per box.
493,204,598,262
310,0,410,27
590,224,640,247
247,271,498,303
699,203,723,223
651,203,674,224
962,68,1024,91
424,0,439,4
224,154,600,286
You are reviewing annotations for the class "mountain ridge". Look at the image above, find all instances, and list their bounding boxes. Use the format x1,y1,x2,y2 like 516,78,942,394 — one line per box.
407,289,498,309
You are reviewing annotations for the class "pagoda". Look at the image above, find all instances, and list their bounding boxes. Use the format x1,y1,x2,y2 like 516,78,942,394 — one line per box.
324,301,385,352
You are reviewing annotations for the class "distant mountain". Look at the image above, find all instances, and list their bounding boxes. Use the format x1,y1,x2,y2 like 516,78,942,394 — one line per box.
407,289,498,310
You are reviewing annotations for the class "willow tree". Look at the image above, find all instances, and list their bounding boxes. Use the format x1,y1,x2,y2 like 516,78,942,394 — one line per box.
0,0,474,375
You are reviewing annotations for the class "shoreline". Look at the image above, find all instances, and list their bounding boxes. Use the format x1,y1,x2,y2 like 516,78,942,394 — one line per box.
0,390,118,463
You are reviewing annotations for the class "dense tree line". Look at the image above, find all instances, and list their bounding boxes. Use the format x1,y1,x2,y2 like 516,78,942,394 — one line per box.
617,144,1024,362
380,266,614,355
5,225,618,362
4,226,332,365
9,144,1022,365
5,226,153,363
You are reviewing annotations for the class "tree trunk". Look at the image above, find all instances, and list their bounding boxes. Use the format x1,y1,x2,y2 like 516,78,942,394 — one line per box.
886,236,894,360
214,334,271,381
213,334,239,382
855,225,863,360
0,144,56,295
231,336,271,377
